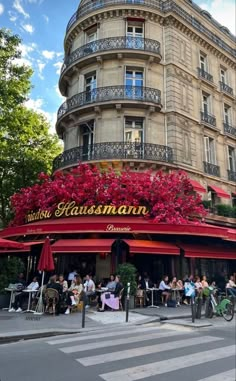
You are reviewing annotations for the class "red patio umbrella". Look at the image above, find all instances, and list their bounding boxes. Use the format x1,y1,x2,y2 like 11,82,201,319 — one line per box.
35,237,55,314
0,238,26,250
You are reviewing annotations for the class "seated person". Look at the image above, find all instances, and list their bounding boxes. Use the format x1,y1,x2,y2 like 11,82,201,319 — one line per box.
9,276,39,312
83,274,96,308
65,275,83,315
99,275,123,311
45,275,63,315
58,274,68,293
226,276,236,297
201,275,209,288
169,276,182,306
159,275,171,307
195,276,203,295
106,274,116,292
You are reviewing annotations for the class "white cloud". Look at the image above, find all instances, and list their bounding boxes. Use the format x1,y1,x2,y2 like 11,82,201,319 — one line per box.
0,3,4,15
8,11,18,22
13,0,30,19
197,0,235,35
54,61,62,75
37,61,45,80
27,0,44,4
55,85,65,101
24,98,57,134
42,50,55,59
43,14,49,23
22,23,34,34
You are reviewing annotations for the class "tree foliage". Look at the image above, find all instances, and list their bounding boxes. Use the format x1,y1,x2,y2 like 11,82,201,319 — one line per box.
0,28,62,227
10,164,207,226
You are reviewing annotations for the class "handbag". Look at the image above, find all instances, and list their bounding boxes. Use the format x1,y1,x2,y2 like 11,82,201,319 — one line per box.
105,293,110,299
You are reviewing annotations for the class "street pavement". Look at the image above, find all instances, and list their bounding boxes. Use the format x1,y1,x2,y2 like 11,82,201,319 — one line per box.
0,318,235,381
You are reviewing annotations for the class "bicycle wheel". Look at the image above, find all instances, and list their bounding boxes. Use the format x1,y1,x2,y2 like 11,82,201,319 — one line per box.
222,302,234,322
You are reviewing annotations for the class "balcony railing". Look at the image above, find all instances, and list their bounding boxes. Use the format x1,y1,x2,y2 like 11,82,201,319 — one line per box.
224,122,236,137
203,161,220,177
66,0,236,58
228,169,236,182
219,81,234,96
57,86,161,120
197,67,213,82
200,111,216,127
53,142,174,171
61,36,161,74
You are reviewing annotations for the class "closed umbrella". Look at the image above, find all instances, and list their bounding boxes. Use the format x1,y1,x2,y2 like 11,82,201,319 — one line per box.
34,237,55,314
0,238,26,250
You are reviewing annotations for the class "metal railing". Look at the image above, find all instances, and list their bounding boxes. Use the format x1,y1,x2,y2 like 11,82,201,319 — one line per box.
219,81,234,96
203,161,220,177
61,36,161,75
228,169,236,182
197,67,213,82
66,0,236,58
224,122,236,137
53,142,173,171
200,111,216,127
57,85,161,119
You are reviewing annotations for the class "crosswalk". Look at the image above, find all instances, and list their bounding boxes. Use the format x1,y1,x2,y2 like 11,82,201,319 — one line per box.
46,325,236,381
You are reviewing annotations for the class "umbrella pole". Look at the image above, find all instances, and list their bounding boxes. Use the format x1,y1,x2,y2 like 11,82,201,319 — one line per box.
34,271,45,315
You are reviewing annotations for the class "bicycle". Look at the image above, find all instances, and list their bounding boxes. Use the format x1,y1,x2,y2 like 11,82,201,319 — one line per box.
204,287,234,322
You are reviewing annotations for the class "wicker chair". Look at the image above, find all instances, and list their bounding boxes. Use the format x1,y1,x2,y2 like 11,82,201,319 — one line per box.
45,288,59,316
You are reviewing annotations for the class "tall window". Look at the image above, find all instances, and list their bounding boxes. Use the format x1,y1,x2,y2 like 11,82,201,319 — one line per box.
223,104,231,125
228,146,236,172
202,93,210,115
126,22,144,49
85,72,97,102
81,121,94,160
125,118,144,144
204,136,216,164
200,53,207,71
125,68,143,98
220,68,226,83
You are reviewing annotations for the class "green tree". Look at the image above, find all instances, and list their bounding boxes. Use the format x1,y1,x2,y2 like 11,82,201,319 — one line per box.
0,28,62,227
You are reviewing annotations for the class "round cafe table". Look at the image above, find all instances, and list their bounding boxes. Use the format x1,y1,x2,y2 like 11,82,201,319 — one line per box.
22,289,38,313
147,288,160,308
3,288,17,311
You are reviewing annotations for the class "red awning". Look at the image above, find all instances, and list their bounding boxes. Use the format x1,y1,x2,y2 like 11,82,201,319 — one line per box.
0,238,26,250
226,229,236,242
181,244,236,260
189,180,206,193
208,185,230,199
51,239,116,253
123,240,179,255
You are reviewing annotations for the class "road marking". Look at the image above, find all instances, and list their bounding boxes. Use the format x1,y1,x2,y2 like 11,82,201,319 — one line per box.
46,326,165,345
197,369,236,381
59,330,189,354
77,336,222,366
100,345,236,381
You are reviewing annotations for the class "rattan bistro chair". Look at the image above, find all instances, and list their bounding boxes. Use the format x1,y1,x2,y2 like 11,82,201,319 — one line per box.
45,288,59,316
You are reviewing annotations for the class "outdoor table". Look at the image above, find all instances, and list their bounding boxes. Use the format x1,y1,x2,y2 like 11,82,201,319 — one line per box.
147,288,160,308
3,288,18,311
22,289,37,313
171,288,184,304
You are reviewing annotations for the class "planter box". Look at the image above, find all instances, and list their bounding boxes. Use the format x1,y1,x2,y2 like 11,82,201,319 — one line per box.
0,294,10,309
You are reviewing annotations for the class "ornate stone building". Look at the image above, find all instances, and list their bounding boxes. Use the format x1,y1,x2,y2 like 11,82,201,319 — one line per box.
54,0,236,218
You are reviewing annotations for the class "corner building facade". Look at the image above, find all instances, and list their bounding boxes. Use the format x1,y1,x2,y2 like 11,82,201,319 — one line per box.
1,0,235,282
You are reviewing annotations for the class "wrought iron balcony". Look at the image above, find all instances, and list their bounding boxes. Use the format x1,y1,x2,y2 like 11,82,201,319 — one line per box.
66,0,235,59
228,169,236,182
219,81,234,96
61,37,161,75
203,161,220,177
200,111,216,127
57,86,161,120
53,142,174,171
224,122,236,137
197,67,213,83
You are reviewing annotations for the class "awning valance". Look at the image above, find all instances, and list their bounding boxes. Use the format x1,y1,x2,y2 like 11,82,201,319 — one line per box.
181,244,236,260
0,238,26,250
189,179,206,193
51,239,116,253
123,240,179,255
208,185,230,199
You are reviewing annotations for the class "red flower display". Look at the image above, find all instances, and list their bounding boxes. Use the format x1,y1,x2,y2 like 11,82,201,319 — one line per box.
10,164,206,226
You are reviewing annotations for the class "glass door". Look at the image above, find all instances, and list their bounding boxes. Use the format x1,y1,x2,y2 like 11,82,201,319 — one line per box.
126,23,144,49
82,124,94,160
125,69,143,99
85,73,97,102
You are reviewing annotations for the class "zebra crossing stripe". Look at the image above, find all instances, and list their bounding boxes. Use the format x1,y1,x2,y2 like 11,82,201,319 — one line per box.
197,369,236,381
46,326,164,345
99,345,236,381
59,330,190,354
77,336,222,366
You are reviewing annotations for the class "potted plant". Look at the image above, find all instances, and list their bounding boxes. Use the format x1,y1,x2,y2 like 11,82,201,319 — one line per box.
117,263,137,309
0,257,25,308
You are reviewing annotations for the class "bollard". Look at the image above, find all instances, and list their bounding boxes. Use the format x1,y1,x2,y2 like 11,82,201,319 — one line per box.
191,296,196,323
82,295,86,328
196,295,203,319
126,282,130,323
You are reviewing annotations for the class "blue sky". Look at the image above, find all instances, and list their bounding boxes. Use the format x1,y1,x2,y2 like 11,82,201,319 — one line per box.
0,0,235,135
